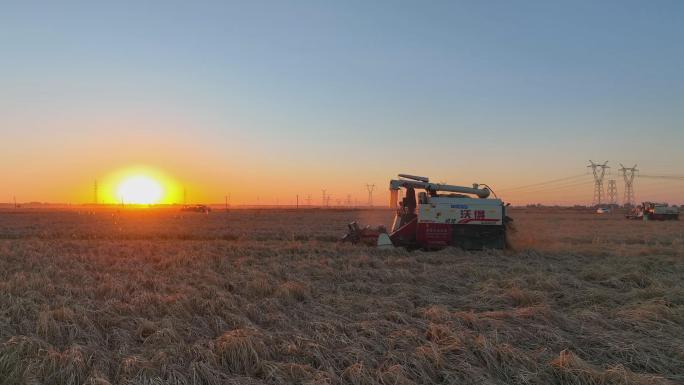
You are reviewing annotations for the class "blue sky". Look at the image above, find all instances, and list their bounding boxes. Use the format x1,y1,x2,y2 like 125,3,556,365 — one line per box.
1,1,683,204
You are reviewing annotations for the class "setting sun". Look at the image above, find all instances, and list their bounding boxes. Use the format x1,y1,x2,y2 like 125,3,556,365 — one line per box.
116,175,164,205
100,166,182,205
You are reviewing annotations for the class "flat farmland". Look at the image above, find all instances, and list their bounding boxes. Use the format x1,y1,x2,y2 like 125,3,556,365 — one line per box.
0,208,682,385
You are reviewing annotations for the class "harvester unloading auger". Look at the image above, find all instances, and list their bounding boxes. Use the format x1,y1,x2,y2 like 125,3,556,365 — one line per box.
342,174,514,250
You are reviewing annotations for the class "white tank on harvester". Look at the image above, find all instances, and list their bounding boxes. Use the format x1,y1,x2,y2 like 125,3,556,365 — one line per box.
343,174,513,250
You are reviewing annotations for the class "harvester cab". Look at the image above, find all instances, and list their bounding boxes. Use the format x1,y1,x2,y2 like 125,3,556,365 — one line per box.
343,174,512,250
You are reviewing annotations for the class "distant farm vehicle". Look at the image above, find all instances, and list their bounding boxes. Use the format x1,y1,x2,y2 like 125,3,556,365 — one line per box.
343,174,513,250
626,202,679,221
181,205,211,213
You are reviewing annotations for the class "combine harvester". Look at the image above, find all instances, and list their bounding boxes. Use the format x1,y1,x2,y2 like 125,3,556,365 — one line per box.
626,202,679,221
343,174,513,250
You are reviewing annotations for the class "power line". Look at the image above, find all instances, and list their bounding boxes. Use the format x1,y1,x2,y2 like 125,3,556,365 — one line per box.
502,178,594,196
497,173,587,192
639,174,684,181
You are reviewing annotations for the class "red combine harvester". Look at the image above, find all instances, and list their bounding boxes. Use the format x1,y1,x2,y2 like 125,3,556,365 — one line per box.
343,174,513,250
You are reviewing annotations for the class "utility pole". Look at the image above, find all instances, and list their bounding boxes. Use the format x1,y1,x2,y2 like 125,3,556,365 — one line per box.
619,164,638,207
366,184,375,207
296,194,299,209
587,161,609,206
94,180,98,205
306,194,311,207
13,196,17,209
183,188,187,206
607,180,618,207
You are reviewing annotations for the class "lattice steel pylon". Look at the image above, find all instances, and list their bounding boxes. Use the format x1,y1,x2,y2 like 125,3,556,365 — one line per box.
587,160,609,206
619,164,638,207
607,180,618,206
366,184,375,207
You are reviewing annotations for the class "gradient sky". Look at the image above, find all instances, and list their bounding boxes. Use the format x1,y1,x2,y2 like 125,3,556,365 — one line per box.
2,1,683,205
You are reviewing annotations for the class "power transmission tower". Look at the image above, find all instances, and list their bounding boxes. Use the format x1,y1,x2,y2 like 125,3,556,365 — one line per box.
619,164,638,207
183,188,187,206
366,184,375,207
94,180,99,205
607,180,618,206
321,190,326,208
306,194,312,206
346,194,352,207
587,160,609,206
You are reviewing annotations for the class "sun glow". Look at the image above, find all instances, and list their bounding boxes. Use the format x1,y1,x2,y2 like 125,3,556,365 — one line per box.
100,166,181,205
117,175,163,204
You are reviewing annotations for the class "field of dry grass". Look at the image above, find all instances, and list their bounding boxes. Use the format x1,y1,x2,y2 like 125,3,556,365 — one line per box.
0,207,682,385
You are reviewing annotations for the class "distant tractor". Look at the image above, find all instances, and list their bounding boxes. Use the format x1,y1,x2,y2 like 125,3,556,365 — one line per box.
626,202,679,221
181,204,212,214
343,174,513,250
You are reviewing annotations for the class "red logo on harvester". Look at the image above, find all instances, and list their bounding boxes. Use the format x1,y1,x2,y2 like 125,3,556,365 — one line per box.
457,209,497,224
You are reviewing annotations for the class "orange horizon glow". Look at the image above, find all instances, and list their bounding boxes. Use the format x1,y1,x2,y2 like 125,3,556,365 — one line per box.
3,163,684,207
